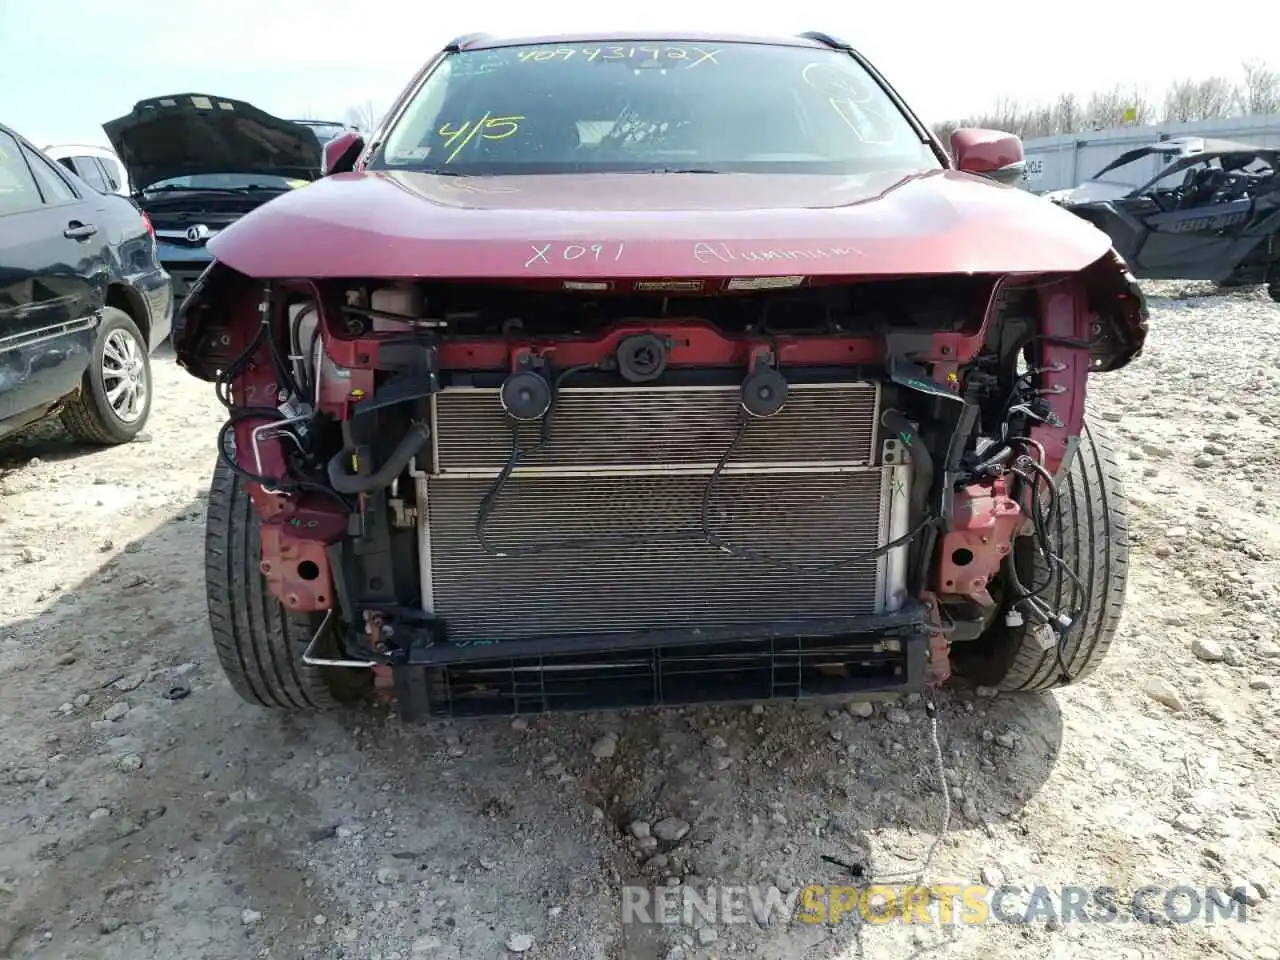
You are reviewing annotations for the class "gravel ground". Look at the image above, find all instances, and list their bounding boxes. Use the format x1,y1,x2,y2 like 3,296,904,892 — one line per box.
0,282,1278,960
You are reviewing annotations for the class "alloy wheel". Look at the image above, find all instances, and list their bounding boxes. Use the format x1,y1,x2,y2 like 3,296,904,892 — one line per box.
101,327,147,423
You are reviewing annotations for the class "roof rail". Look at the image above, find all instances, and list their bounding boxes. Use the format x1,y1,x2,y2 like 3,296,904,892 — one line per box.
444,33,495,52
796,31,851,50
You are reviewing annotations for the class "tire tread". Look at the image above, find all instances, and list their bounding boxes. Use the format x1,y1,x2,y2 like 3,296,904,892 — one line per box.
995,416,1129,691
204,457,348,711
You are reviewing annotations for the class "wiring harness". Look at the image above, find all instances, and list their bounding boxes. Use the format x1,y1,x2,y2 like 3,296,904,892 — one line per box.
213,300,352,512
993,340,1088,682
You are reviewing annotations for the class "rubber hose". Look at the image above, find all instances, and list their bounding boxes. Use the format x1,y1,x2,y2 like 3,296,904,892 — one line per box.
327,421,431,494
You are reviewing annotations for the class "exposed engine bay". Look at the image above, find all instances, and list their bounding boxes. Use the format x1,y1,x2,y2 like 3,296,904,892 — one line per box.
176,260,1147,717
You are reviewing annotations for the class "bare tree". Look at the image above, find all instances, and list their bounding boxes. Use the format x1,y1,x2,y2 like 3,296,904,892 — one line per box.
1236,59,1280,115
930,85,1155,142
936,60,1277,144
1053,93,1081,135
930,120,960,144
1163,76,1236,122
1083,86,1153,129
342,100,384,133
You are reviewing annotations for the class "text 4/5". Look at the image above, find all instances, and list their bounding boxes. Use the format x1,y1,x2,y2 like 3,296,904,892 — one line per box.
525,242,626,268
437,116,523,162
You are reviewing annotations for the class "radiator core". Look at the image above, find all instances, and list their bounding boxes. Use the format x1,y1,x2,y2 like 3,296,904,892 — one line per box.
416,382,911,643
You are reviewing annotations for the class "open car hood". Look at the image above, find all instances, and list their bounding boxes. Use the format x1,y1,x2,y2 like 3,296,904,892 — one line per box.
103,92,323,191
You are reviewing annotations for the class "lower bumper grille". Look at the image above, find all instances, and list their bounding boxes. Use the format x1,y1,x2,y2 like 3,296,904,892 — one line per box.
401,621,928,718
417,381,910,645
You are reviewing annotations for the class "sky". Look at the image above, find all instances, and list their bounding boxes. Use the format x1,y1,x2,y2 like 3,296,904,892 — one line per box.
1,0,1276,148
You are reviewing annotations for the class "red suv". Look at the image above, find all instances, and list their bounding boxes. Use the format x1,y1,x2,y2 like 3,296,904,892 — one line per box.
174,31,1147,720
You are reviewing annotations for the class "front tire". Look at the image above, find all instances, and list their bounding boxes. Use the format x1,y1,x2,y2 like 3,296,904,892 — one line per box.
204,456,371,711
60,307,152,444
956,418,1129,691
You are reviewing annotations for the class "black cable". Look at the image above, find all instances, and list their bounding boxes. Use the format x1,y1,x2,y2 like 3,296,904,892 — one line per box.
290,305,317,401
997,330,1087,429
473,364,696,557
1004,469,1057,600
473,429,693,558
1052,562,1086,682
215,323,270,409
1001,452,1085,683
215,297,308,410
475,370,932,565
699,419,934,574
1011,465,1059,595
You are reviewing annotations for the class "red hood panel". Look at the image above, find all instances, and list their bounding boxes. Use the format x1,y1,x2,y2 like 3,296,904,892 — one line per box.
207,169,1112,279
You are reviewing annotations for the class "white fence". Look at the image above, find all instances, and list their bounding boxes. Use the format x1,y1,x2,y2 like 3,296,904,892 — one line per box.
1020,114,1280,193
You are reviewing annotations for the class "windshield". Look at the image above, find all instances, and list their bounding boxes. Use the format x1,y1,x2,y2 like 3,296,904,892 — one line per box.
143,173,301,192
371,41,938,176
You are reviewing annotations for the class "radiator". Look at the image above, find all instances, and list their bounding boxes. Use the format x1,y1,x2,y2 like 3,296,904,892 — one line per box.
415,382,912,643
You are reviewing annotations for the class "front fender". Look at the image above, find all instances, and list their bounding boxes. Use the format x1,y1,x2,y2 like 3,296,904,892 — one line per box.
1079,248,1149,372
172,260,258,381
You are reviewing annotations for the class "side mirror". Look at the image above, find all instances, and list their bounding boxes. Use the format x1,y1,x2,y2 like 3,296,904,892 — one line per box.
950,128,1026,186
322,130,365,176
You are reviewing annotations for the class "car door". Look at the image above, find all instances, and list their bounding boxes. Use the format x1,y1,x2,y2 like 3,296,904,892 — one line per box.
1132,199,1256,280
0,129,111,430
95,155,128,195
70,155,112,195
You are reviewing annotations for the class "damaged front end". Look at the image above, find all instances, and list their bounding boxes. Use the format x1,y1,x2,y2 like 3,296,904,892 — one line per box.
176,255,1146,718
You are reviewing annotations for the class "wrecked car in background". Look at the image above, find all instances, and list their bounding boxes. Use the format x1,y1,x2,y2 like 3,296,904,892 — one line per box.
174,30,1148,721
104,93,322,302
1046,136,1280,300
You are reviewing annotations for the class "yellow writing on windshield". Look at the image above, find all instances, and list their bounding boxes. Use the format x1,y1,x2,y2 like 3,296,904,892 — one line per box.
437,115,524,162
515,46,721,68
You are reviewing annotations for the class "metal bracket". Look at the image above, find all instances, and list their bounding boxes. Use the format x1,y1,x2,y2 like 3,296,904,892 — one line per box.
249,414,310,495
302,610,377,668
881,432,913,467
1051,435,1081,491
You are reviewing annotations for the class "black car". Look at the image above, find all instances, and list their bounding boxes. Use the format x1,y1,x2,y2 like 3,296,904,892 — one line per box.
103,93,323,301
0,122,172,444
1048,136,1280,300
